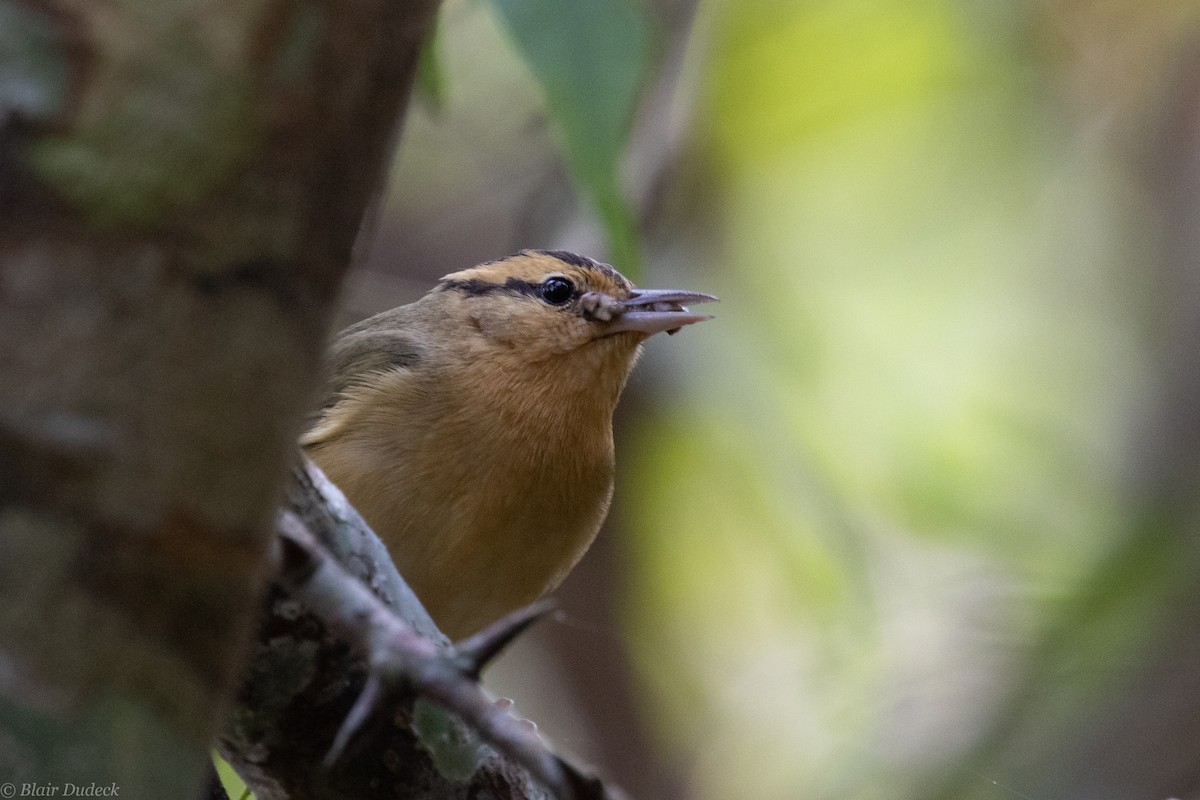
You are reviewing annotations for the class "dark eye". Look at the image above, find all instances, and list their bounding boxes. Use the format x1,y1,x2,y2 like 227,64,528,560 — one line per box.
540,276,575,305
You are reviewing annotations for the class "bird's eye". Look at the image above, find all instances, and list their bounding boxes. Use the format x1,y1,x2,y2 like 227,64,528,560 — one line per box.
540,276,575,306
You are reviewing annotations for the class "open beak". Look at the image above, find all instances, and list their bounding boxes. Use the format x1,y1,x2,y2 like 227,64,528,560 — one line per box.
604,288,719,337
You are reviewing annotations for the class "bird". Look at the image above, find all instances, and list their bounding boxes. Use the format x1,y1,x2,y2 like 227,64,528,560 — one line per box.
301,249,716,639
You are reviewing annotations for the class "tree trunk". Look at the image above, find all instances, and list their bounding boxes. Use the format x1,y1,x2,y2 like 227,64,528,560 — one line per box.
0,0,438,795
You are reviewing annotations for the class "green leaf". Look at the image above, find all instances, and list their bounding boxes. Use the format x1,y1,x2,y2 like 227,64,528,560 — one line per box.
211,752,255,800
488,0,650,275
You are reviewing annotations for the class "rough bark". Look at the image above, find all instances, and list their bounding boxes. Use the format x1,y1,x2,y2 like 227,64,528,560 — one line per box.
217,461,574,800
0,0,438,795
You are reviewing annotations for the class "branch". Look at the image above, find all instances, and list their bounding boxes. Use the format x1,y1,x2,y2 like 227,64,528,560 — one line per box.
217,458,626,800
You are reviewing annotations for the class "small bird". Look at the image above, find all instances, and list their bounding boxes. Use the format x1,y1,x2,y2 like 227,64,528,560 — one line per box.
302,250,715,639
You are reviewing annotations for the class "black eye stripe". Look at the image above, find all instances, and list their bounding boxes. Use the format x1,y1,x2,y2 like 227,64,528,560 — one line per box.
440,277,540,298
506,277,542,298
441,276,581,306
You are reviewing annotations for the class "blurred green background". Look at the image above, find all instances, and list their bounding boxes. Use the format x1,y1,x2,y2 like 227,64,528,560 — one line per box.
341,1,1200,798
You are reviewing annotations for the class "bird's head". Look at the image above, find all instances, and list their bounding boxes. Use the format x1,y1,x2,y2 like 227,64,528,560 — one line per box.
431,250,716,366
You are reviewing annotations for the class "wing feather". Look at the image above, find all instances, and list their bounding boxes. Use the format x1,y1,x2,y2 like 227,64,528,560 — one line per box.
303,307,425,444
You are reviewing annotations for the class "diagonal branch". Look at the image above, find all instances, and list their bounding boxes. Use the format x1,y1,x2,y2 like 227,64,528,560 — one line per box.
217,457,626,800
275,512,578,795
